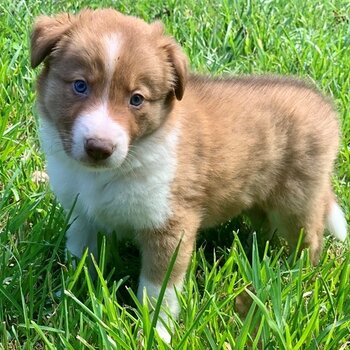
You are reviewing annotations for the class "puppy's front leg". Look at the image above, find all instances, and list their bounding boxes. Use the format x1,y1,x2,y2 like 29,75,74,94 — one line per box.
66,215,99,267
136,214,200,343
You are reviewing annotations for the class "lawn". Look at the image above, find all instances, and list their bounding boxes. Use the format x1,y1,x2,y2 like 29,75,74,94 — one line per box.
0,0,349,349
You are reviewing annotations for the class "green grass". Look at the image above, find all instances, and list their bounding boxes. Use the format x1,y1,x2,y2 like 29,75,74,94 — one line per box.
1,0,350,349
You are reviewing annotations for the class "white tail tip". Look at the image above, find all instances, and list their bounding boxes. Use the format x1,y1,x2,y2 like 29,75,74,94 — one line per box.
326,202,347,241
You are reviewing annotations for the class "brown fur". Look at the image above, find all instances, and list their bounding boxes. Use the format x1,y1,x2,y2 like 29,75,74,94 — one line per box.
32,8,341,290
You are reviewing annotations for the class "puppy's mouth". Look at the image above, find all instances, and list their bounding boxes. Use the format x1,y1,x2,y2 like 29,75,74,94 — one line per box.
76,157,115,170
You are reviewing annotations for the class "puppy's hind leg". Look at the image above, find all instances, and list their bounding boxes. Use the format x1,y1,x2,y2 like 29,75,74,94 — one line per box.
267,207,322,265
300,207,326,265
269,188,333,265
301,187,347,264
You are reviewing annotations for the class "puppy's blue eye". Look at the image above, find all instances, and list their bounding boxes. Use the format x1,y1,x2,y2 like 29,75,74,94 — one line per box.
130,93,144,107
73,80,88,95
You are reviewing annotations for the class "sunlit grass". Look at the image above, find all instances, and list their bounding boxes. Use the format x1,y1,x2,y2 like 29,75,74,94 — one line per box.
0,0,349,348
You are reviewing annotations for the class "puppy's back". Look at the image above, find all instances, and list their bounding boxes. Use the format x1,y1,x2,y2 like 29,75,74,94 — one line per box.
175,75,340,227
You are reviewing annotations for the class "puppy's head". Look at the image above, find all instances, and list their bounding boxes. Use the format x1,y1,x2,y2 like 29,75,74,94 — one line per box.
31,9,188,168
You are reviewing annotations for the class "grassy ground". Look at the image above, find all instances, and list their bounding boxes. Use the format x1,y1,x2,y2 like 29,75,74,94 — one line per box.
1,0,350,349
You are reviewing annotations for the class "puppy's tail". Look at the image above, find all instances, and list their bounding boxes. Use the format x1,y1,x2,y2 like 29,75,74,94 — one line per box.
326,200,347,241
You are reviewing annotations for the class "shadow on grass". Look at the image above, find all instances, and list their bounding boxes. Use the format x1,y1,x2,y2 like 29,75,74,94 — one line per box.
96,215,265,306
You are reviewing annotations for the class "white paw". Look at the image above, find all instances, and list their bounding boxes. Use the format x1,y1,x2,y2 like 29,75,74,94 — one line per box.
156,322,172,343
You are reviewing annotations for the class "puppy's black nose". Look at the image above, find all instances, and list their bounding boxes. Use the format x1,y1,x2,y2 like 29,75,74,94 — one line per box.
85,138,115,161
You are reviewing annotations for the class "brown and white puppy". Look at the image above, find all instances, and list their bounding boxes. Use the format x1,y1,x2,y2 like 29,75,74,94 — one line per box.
31,9,347,342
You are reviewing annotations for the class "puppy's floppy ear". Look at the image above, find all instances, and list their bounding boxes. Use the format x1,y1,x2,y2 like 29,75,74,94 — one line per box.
154,22,188,101
31,13,75,68
165,41,188,100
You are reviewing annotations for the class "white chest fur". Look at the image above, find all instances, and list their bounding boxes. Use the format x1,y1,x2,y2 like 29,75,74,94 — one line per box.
40,119,179,236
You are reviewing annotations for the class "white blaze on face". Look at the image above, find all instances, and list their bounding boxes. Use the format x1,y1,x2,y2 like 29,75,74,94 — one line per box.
104,33,122,87
71,102,129,167
71,34,128,167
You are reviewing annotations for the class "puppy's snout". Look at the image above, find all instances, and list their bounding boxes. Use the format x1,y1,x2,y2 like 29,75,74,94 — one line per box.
84,138,116,161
